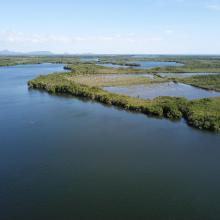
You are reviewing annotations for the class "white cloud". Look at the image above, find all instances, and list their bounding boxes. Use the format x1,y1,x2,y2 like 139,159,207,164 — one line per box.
0,30,166,53
0,31,164,45
2,31,88,44
1,29,218,54
0,31,83,44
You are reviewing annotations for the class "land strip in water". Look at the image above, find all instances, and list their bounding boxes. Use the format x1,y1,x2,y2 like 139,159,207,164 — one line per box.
1,56,220,132
28,68,220,132
179,75,220,92
2,55,220,73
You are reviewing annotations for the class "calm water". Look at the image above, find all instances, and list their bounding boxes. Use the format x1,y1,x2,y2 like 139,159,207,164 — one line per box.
98,61,183,69
131,61,183,69
1,64,220,220
104,82,220,100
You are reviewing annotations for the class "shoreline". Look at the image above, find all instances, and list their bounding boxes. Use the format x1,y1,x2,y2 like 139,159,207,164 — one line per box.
28,72,220,133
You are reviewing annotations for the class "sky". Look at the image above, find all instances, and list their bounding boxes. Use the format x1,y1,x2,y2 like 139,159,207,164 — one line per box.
0,0,220,54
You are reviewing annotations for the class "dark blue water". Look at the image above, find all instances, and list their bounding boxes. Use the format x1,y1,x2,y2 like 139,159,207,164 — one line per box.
1,64,220,220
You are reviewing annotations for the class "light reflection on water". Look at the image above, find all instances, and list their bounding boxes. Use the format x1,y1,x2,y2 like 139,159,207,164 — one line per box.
0,63,220,220
104,82,220,100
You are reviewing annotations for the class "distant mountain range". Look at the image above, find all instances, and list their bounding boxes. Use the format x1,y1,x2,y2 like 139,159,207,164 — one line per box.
0,50,54,56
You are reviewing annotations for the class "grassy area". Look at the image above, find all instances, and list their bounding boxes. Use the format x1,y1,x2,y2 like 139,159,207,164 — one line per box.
96,55,220,73
1,55,220,74
179,75,220,92
66,74,166,87
28,71,220,132
28,72,186,120
146,66,220,73
0,56,80,66
1,55,220,132
144,56,220,73
64,63,147,74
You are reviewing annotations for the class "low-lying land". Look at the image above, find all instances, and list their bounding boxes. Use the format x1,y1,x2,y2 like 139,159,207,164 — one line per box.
2,55,220,74
28,70,220,132
186,98,220,131
98,55,220,73
66,74,166,87
179,75,220,92
1,55,220,132
64,63,147,74
0,56,80,66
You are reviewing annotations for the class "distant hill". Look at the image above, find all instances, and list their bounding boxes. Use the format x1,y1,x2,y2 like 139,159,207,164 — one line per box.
0,50,54,56
0,50,23,56
26,51,54,56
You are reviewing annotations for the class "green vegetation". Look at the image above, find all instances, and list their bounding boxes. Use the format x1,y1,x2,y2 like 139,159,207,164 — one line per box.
66,74,166,87
146,66,220,74
179,75,220,92
97,55,220,73
1,55,220,132
185,98,220,131
64,63,148,74
64,64,166,87
28,72,186,120
0,56,80,66
28,71,220,132
1,55,220,74
98,61,141,67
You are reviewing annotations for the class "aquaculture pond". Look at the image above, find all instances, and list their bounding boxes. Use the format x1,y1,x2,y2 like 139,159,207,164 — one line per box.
1,64,220,220
104,82,220,100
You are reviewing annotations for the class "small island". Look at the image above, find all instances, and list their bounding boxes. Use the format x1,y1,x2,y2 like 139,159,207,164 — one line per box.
26,56,220,132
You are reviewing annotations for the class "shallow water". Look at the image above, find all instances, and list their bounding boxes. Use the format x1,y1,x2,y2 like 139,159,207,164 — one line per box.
1,64,220,220
159,72,220,78
104,82,220,100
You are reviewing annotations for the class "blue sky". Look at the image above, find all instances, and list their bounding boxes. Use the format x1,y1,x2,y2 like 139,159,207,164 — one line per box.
0,0,220,54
